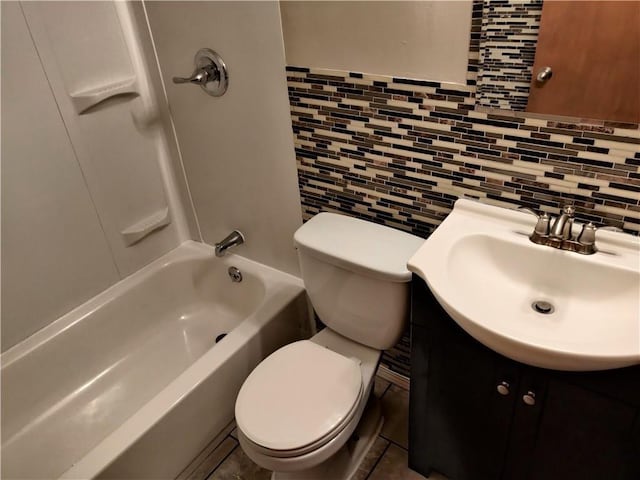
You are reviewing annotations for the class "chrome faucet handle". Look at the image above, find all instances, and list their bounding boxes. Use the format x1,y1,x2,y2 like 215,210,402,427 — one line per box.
577,222,597,246
574,222,598,254
598,225,624,233
173,67,214,86
172,48,229,97
534,213,551,236
517,206,539,217
518,206,550,236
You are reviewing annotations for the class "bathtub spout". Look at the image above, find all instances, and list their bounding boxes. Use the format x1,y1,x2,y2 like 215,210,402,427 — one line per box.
214,230,245,257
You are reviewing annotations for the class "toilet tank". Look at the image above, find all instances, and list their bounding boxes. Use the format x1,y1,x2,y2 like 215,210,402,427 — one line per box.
294,213,424,350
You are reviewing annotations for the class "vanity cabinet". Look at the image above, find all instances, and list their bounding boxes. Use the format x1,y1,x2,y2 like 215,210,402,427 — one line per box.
409,276,640,480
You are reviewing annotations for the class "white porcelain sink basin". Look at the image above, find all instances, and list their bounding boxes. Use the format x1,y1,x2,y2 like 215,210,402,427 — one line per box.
408,199,640,371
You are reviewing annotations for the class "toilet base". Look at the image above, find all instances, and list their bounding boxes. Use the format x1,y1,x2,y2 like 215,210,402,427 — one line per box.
271,395,383,480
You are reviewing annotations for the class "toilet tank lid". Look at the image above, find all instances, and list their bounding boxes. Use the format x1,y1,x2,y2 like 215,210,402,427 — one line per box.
294,212,424,283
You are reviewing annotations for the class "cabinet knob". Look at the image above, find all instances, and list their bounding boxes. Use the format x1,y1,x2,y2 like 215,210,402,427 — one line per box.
522,391,536,406
496,381,510,396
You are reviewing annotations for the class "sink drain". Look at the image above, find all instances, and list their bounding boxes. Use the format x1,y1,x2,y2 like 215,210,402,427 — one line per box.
532,300,554,315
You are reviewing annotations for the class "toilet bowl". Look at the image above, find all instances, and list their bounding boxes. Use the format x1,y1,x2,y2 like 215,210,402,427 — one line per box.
236,328,381,477
234,213,423,479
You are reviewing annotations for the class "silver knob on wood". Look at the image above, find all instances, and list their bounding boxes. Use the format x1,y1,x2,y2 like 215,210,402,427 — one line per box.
523,391,537,406
536,66,553,83
496,381,511,396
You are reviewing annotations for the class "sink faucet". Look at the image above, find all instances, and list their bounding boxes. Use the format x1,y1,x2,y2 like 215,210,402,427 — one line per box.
549,205,575,240
519,204,601,255
214,230,245,257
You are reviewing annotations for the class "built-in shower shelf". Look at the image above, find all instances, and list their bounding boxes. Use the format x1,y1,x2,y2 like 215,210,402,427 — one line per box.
121,207,171,246
70,76,138,113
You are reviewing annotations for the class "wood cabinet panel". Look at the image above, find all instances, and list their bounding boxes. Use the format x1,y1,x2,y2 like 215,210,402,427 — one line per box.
527,1,640,123
410,278,517,479
526,379,639,480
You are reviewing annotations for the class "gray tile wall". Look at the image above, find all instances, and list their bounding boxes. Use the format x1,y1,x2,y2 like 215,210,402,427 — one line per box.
477,0,543,110
288,68,640,235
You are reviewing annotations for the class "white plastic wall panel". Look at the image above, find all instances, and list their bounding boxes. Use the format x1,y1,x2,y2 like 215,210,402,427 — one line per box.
21,1,182,276
144,1,303,275
0,2,121,351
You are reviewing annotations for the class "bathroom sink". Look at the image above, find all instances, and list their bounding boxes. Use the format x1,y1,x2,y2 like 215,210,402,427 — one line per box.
408,199,640,371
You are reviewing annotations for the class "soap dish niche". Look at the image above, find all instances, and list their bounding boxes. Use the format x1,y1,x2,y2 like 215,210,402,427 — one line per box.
70,76,139,114
121,207,171,247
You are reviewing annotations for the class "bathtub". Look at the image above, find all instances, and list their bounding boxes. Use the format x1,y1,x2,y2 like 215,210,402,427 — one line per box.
1,241,307,479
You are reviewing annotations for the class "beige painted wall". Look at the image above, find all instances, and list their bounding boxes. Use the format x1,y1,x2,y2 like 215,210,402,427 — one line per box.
145,1,303,275
1,2,121,351
280,1,473,84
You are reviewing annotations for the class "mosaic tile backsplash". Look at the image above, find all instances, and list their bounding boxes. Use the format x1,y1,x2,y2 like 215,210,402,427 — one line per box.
477,0,543,111
286,66,640,377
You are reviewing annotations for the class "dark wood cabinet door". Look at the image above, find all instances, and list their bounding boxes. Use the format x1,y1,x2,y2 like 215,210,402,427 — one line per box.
409,279,517,480
521,378,640,480
422,331,517,480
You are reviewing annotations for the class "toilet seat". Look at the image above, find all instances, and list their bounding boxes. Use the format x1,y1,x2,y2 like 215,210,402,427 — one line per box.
235,340,363,456
239,384,363,459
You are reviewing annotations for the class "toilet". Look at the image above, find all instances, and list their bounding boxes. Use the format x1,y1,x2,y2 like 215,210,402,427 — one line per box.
234,212,423,479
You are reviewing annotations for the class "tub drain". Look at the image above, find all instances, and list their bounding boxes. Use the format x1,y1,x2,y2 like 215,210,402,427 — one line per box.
215,333,227,343
228,266,242,282
532,300,554,315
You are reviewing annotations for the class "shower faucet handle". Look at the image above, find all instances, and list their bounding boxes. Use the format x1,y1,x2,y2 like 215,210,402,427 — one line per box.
173,67,213,86
172,48,228,97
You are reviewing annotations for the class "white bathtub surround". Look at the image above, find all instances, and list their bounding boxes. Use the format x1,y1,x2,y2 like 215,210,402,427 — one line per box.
1,241,307,479
1,1,197,352
1,2,121,352
20,1,188,275
143,0,303,276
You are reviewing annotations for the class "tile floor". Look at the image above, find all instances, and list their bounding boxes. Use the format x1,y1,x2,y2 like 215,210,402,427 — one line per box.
181,377,447,480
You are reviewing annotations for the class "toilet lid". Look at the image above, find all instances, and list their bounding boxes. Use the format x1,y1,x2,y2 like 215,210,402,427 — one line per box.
235,340,363,451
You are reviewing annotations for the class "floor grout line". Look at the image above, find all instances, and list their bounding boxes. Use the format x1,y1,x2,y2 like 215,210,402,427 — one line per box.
378,381,392,399
204,435,239,480
379,434,408,452
364,441,391,480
